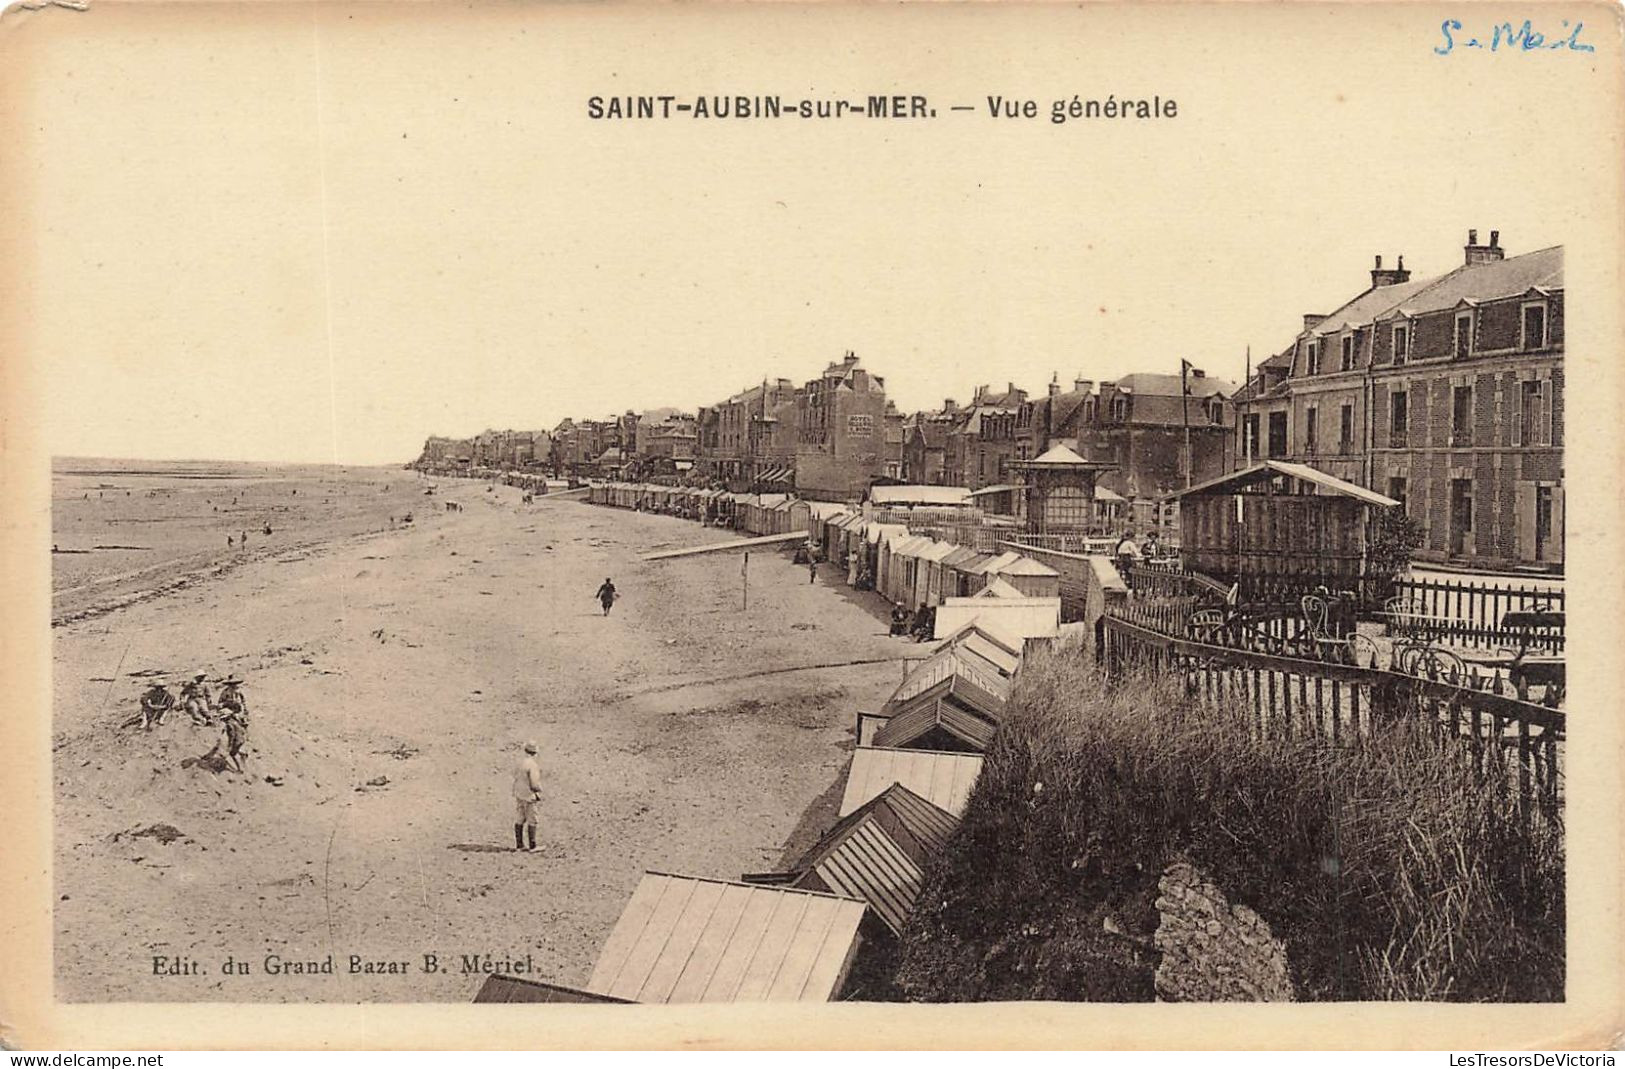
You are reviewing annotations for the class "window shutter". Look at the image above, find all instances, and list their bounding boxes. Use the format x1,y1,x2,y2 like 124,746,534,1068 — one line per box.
1550,485,1565,564
1541,379,1552,447
1514,482,1534,565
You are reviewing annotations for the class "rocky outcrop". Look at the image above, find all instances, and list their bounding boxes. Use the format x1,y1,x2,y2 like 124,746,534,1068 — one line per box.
1153,861,1294,1001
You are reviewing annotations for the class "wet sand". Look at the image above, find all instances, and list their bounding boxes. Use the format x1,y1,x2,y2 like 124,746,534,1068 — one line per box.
52,470,914,1001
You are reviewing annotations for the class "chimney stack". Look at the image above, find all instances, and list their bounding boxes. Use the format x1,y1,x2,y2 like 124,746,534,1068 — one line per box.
1465,228,1506,266
1048,373,1061,398
1074,376,1093,393
1371,253,1412,288
1303,314,1327,332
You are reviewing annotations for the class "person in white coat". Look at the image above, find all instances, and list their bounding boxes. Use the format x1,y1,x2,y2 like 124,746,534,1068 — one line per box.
512,740,544,853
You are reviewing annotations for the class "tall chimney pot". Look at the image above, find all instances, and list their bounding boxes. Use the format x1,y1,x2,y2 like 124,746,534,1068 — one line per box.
1468,229,1478,245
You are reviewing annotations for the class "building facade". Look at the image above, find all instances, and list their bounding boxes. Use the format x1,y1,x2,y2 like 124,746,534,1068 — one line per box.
1234,233,1564,571
794,352,890,501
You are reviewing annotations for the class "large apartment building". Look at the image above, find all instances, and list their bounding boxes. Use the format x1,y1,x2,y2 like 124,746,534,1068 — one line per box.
1235,232,1564,571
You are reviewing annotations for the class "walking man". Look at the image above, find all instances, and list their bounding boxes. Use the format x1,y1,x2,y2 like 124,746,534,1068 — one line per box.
512,740,543,853
595,577,618,616
808,555,818,584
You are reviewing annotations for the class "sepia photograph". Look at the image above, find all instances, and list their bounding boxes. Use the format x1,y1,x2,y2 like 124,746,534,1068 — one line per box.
2,0,1622,1051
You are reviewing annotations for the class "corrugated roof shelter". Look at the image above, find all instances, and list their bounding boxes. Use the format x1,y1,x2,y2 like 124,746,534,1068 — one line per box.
586,872,865,1003
474,975,633,1004
840,745,984,817
782,784,961,937
1164,461,1398,597
1164,459,1399,508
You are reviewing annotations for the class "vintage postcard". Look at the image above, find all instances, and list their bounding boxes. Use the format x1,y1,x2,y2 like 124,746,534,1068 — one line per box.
2,0,1622,1051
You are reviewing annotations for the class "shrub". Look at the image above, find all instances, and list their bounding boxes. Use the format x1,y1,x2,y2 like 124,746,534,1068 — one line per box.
894,646,1564,1001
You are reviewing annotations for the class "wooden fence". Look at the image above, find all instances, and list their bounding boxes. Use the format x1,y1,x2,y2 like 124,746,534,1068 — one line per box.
1100,614,1564,818
1390,576,1564,652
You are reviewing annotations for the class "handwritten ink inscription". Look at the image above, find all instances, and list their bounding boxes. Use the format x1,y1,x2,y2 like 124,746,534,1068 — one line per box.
1435,18,1595,54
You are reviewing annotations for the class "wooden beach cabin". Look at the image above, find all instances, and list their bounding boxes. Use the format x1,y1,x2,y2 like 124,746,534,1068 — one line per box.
585,873,866,1003
1163,460,1399,600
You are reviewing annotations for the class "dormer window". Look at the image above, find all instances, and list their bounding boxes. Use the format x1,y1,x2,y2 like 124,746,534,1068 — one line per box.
1110,396,1128,421
1392,323,1410,366
1340,334,1356,372
1207,399,1224,425
1454,312,1474,358
1521,301,1548,351
1307,340,1322,375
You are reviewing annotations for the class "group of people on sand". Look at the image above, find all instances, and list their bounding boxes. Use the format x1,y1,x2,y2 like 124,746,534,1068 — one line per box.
889,602,937,642
132,671,252,773
226,524,273,550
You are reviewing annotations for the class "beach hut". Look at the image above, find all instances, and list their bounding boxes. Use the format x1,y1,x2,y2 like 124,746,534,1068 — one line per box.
809,502,852,545
887,635,1014,709
585,872,866,1003
937,546,982,599
872,678,1002,753
938,620,1025,679
934,596,1062,644
888,536,933,607
973,576,1027,600
992,555,1062,599
916,540,959,607
865,523,906,590
743,784,960,939
966,551,1020,594
839,746,984,817
855,710,891,747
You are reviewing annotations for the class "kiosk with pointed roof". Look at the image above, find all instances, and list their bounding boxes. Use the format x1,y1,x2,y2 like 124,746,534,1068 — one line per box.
1009,443,1117,534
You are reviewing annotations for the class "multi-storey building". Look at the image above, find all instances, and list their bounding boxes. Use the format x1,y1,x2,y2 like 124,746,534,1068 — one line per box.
1015,372,1235,517
1080,373,1235,502
794,352,890,500
942,384,1029,491
1234,232,1563,571
696,378,799,491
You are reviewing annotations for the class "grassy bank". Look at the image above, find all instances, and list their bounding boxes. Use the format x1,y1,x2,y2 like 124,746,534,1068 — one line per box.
894,647,1564,1001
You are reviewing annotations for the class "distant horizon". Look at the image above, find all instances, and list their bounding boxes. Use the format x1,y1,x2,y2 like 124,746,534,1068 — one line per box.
52,455,412,470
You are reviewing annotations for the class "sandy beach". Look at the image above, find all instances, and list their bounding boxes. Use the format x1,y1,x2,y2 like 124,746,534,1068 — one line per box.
52,465,912,1002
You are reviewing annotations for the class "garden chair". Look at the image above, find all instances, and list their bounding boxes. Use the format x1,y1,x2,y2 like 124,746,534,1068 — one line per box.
1383,595,1428,639
1186,608,1227,642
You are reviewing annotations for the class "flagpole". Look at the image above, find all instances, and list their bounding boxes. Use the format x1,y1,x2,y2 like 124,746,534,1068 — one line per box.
1243,345,1253,469
1181,359,1192,490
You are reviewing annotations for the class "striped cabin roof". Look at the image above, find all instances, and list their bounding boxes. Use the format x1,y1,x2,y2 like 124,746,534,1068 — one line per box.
788,783,961,936
585,872,865,1004
839,746,984,817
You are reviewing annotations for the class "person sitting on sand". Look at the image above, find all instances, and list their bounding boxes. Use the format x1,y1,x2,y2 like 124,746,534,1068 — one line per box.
216,674,248,719
512,740,544,853
889,604,911,637
138,681,176,730
180,672,213,725
595,578,618,616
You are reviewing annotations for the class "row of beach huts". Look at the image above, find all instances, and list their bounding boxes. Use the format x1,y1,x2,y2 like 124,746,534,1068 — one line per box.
475,484,1073,1004
586,482,1066,619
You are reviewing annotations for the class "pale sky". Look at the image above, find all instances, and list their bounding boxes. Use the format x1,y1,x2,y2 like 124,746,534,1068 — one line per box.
17,3,1613,465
